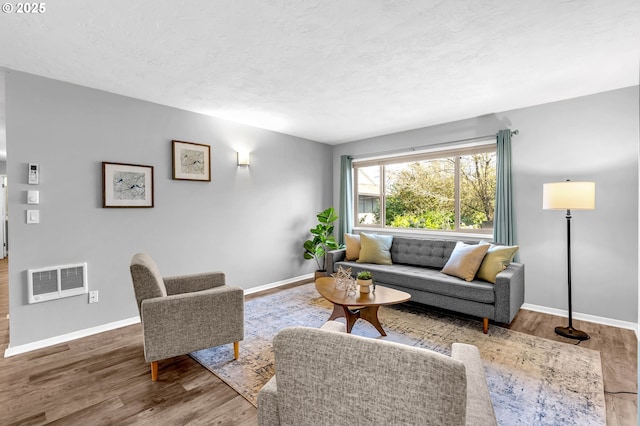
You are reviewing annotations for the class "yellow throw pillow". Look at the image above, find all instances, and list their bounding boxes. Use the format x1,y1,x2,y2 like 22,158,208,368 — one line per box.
357,233,393,265
441,242,490,281
476,245,519,283
344,233,361,261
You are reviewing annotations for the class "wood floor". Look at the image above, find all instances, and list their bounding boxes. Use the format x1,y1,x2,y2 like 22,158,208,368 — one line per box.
0,258,637,425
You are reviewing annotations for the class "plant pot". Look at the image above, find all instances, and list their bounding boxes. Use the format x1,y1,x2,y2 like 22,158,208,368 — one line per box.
314,270,328,281
357,279,373,293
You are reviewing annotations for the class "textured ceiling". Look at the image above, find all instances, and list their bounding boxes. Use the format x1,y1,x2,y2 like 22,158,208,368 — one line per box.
0,0,639,146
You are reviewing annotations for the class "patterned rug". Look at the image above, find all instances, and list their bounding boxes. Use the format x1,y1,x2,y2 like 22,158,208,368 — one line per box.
191,283,606,425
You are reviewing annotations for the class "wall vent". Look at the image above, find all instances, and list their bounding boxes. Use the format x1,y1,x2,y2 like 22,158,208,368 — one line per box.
28,263,88,304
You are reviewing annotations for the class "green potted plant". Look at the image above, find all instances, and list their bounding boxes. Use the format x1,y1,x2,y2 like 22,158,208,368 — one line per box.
303,207,340,279
356,270,373,293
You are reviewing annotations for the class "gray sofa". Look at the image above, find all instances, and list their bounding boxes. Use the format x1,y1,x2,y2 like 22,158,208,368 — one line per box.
257,322,497,425
326,236,525,333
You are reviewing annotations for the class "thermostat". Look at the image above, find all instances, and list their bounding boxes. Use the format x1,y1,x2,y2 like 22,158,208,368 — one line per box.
28,163,39,185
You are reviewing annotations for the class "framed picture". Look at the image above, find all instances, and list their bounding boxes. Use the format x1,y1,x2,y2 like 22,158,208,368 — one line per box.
172,140,211,181
102,162,154,208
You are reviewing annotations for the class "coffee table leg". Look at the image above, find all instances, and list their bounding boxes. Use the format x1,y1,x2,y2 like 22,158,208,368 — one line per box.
359,306,386,336
342,306,359,333
327,304,359,333
328,303,344,321
327,303,386,336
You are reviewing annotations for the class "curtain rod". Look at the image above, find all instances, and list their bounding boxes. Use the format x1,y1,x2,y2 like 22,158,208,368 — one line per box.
350,129,519,160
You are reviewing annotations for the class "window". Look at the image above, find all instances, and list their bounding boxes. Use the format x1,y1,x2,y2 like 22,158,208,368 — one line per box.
354,144,496,234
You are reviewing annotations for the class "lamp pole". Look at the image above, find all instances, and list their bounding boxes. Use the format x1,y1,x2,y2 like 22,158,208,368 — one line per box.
554,207,589,340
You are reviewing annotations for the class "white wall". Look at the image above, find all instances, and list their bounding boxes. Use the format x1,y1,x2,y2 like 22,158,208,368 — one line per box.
333,86,639,324
6,70,333,347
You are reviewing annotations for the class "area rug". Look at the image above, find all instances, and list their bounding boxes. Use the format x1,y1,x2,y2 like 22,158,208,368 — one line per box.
191,283,606,425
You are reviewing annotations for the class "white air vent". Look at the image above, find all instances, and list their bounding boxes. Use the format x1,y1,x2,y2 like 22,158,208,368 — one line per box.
28,263,88,304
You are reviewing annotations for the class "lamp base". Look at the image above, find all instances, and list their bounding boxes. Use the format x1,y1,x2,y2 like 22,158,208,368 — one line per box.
555,325,590,341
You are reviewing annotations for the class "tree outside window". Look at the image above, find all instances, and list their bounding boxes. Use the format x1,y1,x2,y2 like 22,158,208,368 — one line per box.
354,145,496,233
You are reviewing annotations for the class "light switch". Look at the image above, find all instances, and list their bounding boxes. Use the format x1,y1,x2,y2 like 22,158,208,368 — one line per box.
27,190,39,204
26,210,40,224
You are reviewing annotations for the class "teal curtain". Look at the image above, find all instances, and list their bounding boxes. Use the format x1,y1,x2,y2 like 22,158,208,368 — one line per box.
494,130,516,247
339,155,353,245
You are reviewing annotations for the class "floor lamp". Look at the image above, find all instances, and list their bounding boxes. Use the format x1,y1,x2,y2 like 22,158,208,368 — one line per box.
543,180,595,341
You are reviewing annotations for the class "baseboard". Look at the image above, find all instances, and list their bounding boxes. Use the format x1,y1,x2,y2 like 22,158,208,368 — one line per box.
4,316,141,358
244,273,314,295
5,274,314,358
522,303,638,333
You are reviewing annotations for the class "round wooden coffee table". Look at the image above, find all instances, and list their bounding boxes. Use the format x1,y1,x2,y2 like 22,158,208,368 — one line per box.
315,276,411,336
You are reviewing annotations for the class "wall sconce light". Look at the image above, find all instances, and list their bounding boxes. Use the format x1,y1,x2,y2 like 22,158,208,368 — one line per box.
237,151,251,166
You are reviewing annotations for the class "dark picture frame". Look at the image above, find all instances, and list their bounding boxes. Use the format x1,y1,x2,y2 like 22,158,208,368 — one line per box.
172,140,211,181
102,162,154,208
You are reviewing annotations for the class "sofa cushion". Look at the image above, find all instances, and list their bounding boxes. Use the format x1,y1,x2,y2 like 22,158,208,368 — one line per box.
441,242,490,281
357,233,393,265
476,245,519,283
390,237,458,269
335,261,495,304
344,233,361,261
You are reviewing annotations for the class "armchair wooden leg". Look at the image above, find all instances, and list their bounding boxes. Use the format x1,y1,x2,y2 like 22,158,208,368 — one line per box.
483,318,489,334
233,341,239,360
151,361,158,382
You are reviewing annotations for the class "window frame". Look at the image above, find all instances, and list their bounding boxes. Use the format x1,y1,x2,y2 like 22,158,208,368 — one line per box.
352,142,496,235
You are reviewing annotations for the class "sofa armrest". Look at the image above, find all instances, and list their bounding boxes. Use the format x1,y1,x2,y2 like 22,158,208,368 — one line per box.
451,343,497,426
257,376,280,426
141,285,244,361
163,272,226,295
320,320,346,333
325,249,346,274
494,263,525,323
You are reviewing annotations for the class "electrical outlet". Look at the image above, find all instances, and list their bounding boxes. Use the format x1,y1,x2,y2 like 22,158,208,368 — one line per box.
89,291,99,304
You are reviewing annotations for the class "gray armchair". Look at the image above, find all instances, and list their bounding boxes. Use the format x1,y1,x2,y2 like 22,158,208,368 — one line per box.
257,324,497,426
130,253,244,381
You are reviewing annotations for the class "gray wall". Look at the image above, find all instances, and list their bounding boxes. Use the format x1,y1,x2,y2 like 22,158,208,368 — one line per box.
6,71,333,347
333,86,639,323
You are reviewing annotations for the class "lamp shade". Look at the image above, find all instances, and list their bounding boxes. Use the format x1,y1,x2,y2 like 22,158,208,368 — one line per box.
542,181,595,210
